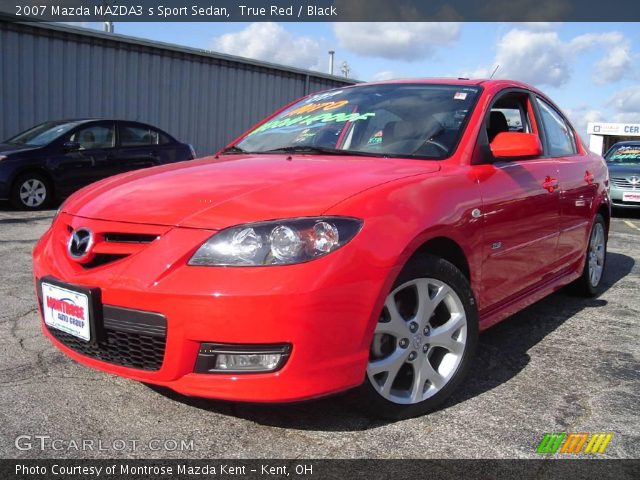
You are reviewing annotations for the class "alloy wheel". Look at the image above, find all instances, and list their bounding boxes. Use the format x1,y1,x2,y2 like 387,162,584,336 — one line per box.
367,278,467,405
588,222,605,287
19,178,47,208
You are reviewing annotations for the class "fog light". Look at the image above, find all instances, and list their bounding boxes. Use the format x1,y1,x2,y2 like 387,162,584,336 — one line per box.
216,353,281,371
194,343,291,373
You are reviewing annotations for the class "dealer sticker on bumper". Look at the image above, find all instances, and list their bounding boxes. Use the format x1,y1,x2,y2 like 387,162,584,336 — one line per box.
623,192,640,203
41,282,91,341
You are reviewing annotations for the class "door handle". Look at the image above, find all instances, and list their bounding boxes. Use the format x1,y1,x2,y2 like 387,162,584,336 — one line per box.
584,170,595,185
542,176,558,193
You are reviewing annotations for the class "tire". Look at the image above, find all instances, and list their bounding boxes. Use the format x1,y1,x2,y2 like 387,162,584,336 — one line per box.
357,254,479,420
572,214,607,297
10,172,52,210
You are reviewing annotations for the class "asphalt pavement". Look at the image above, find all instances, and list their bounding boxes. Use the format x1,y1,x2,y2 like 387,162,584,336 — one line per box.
0,206,638,459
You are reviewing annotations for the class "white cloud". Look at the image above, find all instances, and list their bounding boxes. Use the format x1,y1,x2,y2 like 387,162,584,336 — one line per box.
333,23,460,61
465,29,570,86
566,87,640,140
372,70,397,81
612,112,640,123
210,23,322,70
512,22,561,31
564,106,605,140
464,28,637,87
568,32,636,84
610,86,640,114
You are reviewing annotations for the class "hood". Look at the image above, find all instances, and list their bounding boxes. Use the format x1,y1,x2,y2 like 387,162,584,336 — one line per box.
0,143,42,156
64,154,440,229
607,163,640,175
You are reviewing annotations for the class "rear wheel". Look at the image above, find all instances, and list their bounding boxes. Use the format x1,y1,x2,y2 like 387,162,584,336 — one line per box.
359,255,478,419
572,214,607,297
10,173,51,210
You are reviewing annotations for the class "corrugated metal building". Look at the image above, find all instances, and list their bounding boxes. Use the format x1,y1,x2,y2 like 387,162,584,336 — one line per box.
0,19,354,155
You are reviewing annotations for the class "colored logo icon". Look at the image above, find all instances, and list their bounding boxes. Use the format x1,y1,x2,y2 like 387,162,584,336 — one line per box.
536,433,613,454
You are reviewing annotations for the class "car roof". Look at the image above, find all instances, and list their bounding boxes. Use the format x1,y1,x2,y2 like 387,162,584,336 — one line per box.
610,140,640,146
339,77,547,97
54,118,156,126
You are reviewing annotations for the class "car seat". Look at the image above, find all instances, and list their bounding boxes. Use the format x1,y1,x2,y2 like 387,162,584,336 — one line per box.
487,111,509,142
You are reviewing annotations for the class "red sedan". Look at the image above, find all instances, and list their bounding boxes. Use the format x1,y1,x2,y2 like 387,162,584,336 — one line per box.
33,79,610,419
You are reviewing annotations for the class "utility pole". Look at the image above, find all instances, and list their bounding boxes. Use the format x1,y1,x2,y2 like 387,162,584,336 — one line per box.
102,0,115,33
341,61,350,78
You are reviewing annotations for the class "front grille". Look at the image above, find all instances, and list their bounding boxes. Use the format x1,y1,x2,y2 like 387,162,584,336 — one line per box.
47,305,167,371
82,254,128,269
611,177,640,189
103,233,159,243
63,223,162,269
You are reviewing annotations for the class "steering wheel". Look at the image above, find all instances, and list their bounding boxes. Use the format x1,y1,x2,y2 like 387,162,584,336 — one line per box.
415,137,449,155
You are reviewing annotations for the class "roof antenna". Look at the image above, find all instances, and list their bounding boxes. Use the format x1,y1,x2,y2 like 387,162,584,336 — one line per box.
489,65,500,79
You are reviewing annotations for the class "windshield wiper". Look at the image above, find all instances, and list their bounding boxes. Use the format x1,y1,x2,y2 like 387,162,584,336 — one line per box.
219,145,247,154
260,145,387,157
261,145,346,155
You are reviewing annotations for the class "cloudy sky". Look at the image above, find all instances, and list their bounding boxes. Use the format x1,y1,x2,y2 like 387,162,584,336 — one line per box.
85,22,639,138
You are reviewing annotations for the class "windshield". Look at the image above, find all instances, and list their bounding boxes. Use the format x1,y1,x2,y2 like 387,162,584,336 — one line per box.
606,144,640,165
234,83,481,159
6,121,84,146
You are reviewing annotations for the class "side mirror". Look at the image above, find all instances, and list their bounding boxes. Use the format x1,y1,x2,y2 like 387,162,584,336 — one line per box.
490,132,542,158
63,141,81,152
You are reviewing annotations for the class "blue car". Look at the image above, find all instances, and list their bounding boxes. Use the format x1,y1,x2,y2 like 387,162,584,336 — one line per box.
0,119,195,209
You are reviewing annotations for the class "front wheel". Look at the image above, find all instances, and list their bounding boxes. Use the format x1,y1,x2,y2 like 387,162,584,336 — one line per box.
10,173,51,210
358,255,478,420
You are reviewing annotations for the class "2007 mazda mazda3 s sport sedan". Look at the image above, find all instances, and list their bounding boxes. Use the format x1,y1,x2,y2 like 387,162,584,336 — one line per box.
33,79,610,419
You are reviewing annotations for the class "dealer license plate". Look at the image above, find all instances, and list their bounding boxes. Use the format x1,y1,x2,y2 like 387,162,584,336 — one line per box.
41,282,91,342
623,192,640,203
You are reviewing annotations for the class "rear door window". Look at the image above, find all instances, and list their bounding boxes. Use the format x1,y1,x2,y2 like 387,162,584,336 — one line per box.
119,125,160,147
535,98,577,156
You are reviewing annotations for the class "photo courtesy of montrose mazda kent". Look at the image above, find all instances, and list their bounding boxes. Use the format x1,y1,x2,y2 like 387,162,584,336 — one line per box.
32,79,610,419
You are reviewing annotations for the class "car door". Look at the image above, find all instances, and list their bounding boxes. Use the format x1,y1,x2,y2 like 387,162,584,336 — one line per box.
114,123,164,173
51,122,117,197
536,97,599,267
474,90,561,311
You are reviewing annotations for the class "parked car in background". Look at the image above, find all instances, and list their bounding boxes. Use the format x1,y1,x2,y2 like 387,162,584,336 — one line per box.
33,79,610,419
0,119,195,209
604,141,640,208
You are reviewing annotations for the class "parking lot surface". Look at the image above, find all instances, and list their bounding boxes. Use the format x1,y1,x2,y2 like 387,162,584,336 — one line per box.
0,207,638,459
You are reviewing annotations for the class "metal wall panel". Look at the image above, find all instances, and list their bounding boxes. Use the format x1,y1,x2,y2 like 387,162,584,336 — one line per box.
0,20,354,156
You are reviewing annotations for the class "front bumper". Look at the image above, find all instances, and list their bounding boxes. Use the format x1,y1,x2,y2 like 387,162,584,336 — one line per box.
33,213,391,402
0,161,12,200
610,185,640,208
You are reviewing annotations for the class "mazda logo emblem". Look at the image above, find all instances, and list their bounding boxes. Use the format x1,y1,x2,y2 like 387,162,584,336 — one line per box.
67,228,94,261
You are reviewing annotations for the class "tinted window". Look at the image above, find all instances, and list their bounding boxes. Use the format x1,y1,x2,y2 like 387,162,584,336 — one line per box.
69,125,115,150
536,98,576,156
6,121,83,146
159,132,172,145
606,144,640,164
120,125,160,147
235,84,482,159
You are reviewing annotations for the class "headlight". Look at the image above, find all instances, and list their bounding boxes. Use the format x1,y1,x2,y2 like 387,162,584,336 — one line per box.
0,155,6,161
189,217,363,266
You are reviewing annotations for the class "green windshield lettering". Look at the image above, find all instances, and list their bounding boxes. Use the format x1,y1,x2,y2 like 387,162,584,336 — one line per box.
249,112,375,136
